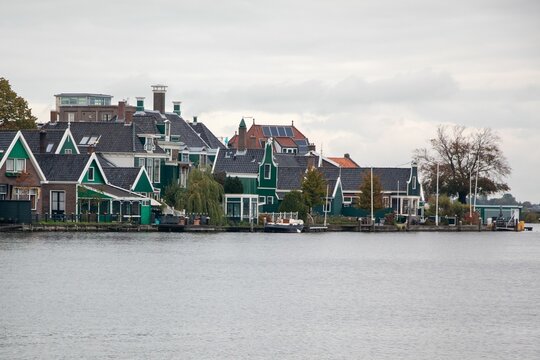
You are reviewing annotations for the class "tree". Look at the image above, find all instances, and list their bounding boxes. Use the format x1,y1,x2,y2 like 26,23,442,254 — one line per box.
415,125,511,204
163,183,187,210
0,77,37,130
223,176,243,194
184,167,225,225
301,167,326,212
356,171,383,210
278,190,308,221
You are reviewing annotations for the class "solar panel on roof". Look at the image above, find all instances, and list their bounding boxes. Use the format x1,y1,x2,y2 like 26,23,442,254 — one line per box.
270,126,278,136
262,126,271,137
285,127,293,136
277,127,286,136
295,139,307,145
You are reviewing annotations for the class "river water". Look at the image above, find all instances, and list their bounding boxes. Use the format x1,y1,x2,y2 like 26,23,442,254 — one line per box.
1,228,539,359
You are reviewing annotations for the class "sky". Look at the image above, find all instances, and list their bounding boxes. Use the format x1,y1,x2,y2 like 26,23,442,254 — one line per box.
2,0,539,202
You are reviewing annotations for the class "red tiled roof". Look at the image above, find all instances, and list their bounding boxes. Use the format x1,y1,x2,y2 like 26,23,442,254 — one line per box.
228,123,308,149
328,157,359,168
274,137,297,147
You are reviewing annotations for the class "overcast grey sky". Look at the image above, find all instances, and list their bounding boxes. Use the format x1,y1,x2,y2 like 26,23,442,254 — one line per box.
2,0,539,202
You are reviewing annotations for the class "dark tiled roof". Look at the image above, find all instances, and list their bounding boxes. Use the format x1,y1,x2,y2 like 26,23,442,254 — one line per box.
103,167,141,190
276,167,305,190
213,149,264,174
21,129,65,154
190,122,226,149
0,131,17,151
34,154,91,181
44,122,143,153
165,113,209,148
340,167,411,192
133,112,163,134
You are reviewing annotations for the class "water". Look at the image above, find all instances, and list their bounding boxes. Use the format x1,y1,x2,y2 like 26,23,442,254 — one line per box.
1,229,539,359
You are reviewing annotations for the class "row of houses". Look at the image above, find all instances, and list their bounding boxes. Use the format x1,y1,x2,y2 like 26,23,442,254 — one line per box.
1,84,424,224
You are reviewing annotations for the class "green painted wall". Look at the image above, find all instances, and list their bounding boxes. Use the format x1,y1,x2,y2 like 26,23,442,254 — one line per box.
82,160,105,184
60,136,78,154
8,139,30,159
407,165,421,196
258,143,277,189
140,204,151,225
239,177,257,194
78,186,113,199
133,171,154,193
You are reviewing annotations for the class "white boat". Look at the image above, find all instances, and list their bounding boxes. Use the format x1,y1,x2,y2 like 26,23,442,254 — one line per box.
263,213,304,233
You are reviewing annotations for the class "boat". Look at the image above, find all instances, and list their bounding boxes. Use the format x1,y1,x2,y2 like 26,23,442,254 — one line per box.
263,212,304,233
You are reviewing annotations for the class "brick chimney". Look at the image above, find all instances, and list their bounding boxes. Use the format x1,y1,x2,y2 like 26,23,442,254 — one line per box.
50,110,59,123
152,84,167,114
193,116,198,124
308,143,316,152
39,130,47,153
117,101,126,122
87,144,96,154
238,118,247,151
136,97,145,112
173,101,182,116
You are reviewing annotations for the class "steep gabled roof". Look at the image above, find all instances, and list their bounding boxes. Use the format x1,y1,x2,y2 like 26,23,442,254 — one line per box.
328,156,359,168
340,167,411,192
0,131,18,152
34,154,91,181
44,121,143,153
228,122,309,150
165,113,209,148
190,121,226,149
213,148,264,175
103,167,142,190
21,129,65,154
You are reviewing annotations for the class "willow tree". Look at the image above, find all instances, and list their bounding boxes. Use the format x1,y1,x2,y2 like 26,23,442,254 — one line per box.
356,171,383,210
184,167,225,225
415,125,511,203
0,77,37,130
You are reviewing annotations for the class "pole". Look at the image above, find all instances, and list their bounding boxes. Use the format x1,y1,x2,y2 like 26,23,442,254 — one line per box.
397,180,400,215
436,163,439,226
469,170,472,218
370,167,374,223
324,184,329,227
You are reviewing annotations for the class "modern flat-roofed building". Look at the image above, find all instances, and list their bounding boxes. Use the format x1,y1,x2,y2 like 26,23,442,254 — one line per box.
52,93,136,123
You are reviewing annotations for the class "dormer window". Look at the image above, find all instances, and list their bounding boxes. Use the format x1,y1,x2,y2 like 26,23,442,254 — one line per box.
144,137,155,152
164,121,171,141
88,166,95,181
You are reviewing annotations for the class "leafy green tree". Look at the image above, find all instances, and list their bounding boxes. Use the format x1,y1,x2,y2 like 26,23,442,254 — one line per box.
278,190,308,221
224,176,243,194
415,125,510,204
0,77,37,130
184,167,225,225
425,194,468,219
301,167,326,212
356,171,383,210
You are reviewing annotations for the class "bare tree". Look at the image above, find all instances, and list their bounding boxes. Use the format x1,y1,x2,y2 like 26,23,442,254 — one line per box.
415,125,511,203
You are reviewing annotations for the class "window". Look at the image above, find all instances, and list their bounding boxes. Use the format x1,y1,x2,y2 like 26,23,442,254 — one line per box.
267,196,274,205
80,136,89,145
153,159,161,183
343,196,353,204
383,197,390,208
199,154,207,167
67,113,75,122
412,176,417,190
145,159,153,182
15,188,38,210
51,191,65,214
324,200,331,213
0,184,7,200
102,113,111,121
138,158,145,168
259,196,265,204
64,149,72,154
181,152,189,163
88,167,95,181
264,164,271,179
46,143,54,153
6,158,26,173
88,136,99,145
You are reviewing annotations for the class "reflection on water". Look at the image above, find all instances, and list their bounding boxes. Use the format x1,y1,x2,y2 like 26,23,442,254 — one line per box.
1,231,539,359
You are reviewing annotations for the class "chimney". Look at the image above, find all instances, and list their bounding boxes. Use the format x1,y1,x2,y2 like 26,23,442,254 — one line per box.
193,116,198,124
117,101,126,122
136,97,145,112
87,144,96,154
125,109,133,125
173,101,182,116
50,110,59,123
39,130,47,153
307,155,315,169
291,120,294,126
344,153,350,159
152,84,167,114
249,135,256,149
308,143,316,152
238,118,247,151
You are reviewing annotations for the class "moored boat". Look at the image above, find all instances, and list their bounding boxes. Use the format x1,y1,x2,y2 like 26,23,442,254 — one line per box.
264,215,304,233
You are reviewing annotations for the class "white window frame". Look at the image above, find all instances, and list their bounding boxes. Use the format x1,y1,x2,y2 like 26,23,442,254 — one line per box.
267,196,274,205
67,112,75,122
88,167,95,181
64,149,72,154
6,158,26,173
153,158,161,183
412,176,417,190
264,164,271,179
